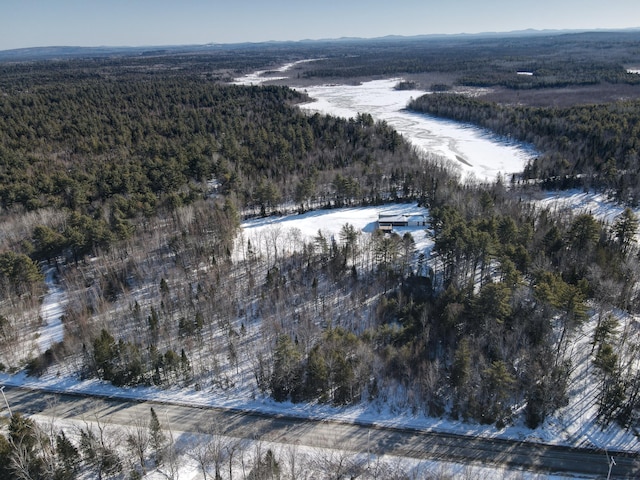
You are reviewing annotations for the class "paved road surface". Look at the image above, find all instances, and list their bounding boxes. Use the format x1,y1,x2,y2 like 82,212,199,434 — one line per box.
1,386,638,478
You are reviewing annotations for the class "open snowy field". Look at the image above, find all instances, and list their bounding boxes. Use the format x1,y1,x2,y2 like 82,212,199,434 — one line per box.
236,203,433,263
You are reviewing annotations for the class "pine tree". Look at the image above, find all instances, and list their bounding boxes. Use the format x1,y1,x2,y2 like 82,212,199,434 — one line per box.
481,360,515,426
148,407,166,466
270,334,303,402
0,434,12,480
612,207,639,254
92,329,118,382
304,345,329,401
180,348,192,380
7,413,44,479
56,431,81,479
451,337,471,389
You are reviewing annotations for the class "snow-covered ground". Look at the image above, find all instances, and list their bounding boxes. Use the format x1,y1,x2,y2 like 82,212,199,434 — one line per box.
37,267,68,352
236,203,432,263
232,59,320,86
26,413,574,480
8,202,638,457
535,189,626,226
540,308,640,451
4,66,638,479
534,188,640,248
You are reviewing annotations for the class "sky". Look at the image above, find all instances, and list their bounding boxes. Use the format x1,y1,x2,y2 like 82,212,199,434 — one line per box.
0,0,639,51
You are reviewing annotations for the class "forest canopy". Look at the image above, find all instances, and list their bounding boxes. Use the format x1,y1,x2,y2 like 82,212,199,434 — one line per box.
0,60,427,263
408,93,640,203
0,36,639,452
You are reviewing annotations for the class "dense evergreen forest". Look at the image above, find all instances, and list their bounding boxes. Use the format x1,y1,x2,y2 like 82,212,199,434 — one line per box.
0,60,426,261
293,31,640,88
408,94,640,203
1,33,640,479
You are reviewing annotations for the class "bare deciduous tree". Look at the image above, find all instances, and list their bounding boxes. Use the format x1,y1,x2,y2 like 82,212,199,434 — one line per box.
126,415,150,475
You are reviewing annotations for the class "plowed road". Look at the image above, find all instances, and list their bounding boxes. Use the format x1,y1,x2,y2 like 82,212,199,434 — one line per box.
2,386,638,478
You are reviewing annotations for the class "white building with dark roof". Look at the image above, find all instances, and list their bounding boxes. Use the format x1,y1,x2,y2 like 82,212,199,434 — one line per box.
377,213,427,232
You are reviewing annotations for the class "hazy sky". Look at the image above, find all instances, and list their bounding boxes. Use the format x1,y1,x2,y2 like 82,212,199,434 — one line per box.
1,0,639,51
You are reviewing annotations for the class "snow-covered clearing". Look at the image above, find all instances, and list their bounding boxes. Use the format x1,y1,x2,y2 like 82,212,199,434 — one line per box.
236,203,432,263
534,189,640,247
535,190,627,226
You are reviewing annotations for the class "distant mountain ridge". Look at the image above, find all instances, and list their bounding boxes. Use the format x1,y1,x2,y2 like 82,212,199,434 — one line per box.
2,27,640,62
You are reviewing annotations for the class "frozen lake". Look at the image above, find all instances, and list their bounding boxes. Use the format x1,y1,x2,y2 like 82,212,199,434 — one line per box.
295,78,536,183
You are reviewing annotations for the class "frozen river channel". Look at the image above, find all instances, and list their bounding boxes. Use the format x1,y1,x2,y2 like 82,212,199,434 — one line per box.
295,78,536,183
236,63,537,183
